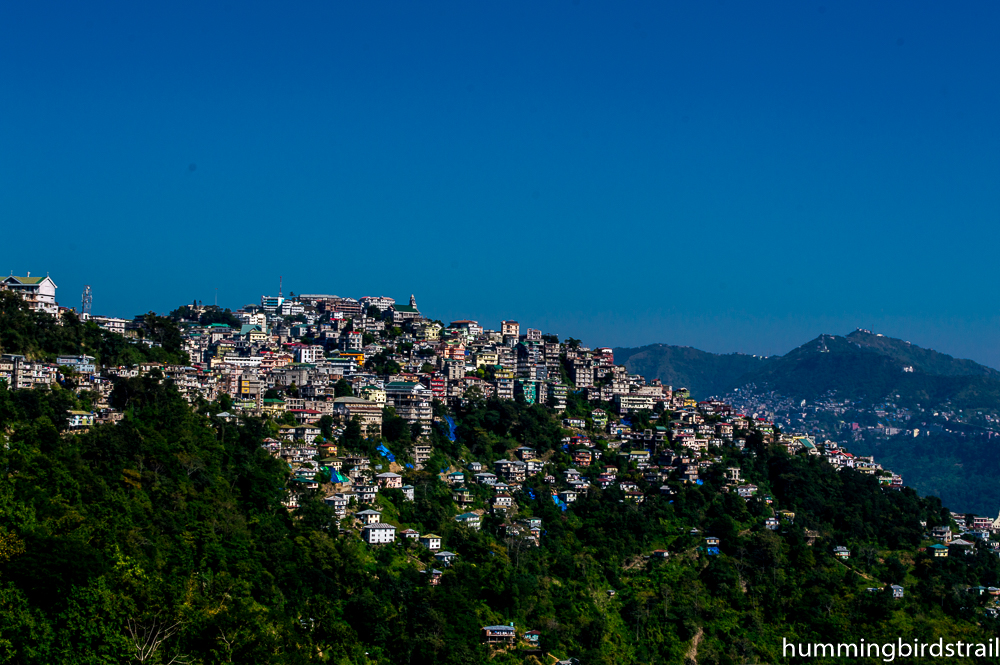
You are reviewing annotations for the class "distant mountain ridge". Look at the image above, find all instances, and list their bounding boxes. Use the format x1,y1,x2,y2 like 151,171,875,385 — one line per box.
616,330,1000,408
612,344,767,400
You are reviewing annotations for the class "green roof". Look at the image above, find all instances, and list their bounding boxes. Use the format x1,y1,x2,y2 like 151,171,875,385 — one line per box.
5,276,46,285
394,305,419,313
263,398,286,404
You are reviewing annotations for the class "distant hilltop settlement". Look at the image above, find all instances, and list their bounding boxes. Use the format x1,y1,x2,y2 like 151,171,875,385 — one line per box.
3,274,1000,553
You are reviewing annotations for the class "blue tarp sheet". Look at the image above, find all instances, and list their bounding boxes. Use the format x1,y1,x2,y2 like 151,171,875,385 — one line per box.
323,468,350,484
552,494,568,511
442,415,457,442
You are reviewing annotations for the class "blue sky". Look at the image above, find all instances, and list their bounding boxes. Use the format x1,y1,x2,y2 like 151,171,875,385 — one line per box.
3,2,999,365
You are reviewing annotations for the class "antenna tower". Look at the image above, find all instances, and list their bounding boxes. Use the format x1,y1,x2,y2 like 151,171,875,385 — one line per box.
279,275,283,299
81,285,93,316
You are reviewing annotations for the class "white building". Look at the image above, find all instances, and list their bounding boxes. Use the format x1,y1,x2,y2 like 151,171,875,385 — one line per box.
361,523,396,545
3,274,58,315
360,296,396,312
90,316,129,336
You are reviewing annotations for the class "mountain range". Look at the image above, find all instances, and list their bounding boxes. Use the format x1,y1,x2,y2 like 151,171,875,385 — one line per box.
617,330,1000,514
616,329,1000,409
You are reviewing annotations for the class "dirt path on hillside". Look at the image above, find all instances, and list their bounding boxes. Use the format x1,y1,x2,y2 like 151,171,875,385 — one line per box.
685,627,704,665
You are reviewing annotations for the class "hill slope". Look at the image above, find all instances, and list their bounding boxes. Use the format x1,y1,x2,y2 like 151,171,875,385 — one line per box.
3,380,999,663
737,333,1000,410
846,329,1000,379
619,331,1000,410
613,345,767,399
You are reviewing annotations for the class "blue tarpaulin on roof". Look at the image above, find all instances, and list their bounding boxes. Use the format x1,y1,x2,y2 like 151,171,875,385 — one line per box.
405,463,414,469
695,479,704,485
375,444,396,462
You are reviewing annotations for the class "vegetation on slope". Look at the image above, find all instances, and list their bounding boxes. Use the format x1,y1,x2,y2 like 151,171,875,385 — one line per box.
0,292,186,367
851,430,1000,517
618,332,1000,411
612,345,766,400
2,378,999,664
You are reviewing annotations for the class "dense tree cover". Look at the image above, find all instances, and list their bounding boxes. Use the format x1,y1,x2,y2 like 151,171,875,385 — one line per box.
169,305,241,329
0,293,185,366
2,380,999,664
613,345,767,400
617,332,1000,411
852,430,1000,516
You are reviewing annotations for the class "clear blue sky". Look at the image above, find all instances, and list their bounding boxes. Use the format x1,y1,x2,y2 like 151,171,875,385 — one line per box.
3,2,999,365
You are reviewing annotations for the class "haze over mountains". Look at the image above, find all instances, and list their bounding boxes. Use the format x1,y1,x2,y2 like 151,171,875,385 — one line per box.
616,330,1000,409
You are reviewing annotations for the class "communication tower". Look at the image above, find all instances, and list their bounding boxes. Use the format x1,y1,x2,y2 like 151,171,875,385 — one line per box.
81,285,93,316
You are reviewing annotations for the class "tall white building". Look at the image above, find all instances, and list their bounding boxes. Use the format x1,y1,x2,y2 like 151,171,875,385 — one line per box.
2,274,58,315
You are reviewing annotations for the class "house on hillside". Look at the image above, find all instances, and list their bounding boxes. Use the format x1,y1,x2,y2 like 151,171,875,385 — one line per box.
482,625,515,645
361,523,396,545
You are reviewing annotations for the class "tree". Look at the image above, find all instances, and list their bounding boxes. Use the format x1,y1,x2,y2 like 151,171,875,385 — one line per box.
319,415,335,439
198,307,241,328
334,379,354,398
382,407,409,443
342,416,364,448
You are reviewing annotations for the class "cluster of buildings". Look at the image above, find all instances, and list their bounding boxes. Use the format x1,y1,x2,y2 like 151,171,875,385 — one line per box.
9,273,1000,628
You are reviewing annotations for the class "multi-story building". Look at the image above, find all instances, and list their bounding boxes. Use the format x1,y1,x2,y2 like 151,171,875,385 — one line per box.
361,523,396,545
391,295,421,324
90,316,129,336
493,368,515,401
569,360,594,388
0,355,56,390
385,381,433,435
360,296,395,313
342,331,363,352
515,379,537,404
333,397,383,436
614,393,655,415
57,355,96,375
413,444,432,467
261,295,284,312
449,320,483,338
547,382,568,411
2,275,58,315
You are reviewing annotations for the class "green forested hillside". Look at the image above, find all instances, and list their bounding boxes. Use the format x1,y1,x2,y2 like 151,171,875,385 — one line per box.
612,345,766,400
851,431,1000,517
0,292,185,366
2,378,999,664
740,334,1000,410
617,333,1000,411
846,330,1000,379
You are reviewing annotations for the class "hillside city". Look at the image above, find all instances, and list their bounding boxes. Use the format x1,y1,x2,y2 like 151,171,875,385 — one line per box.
5,272,1000,647
722,382,1000,451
